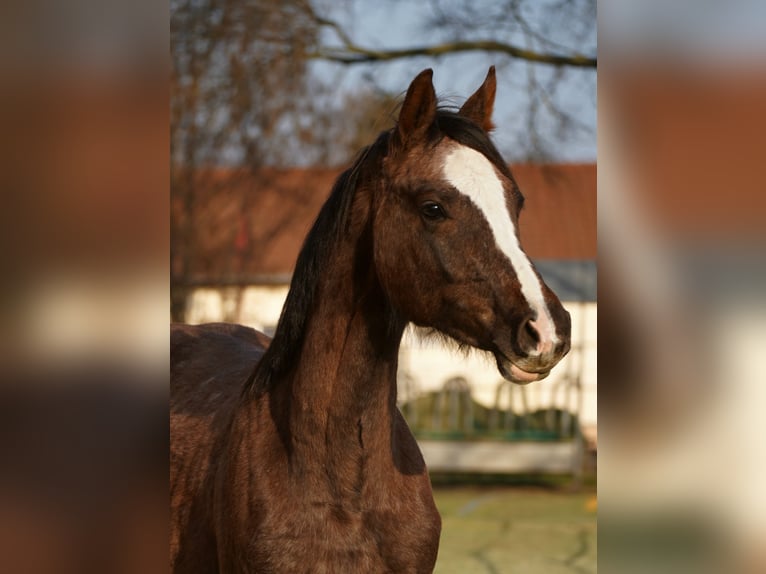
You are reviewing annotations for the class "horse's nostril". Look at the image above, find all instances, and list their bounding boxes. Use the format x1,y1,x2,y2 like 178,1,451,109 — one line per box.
525,321,539,344
518,317,540,354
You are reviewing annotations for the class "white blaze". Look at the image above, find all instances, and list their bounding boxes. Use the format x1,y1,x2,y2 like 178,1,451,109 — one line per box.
442,144,559,351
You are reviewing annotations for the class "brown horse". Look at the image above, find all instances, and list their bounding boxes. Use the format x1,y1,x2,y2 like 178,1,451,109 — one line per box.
171,67,571,573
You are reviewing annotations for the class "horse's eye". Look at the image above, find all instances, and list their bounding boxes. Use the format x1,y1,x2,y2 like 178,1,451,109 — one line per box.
421,201,446,221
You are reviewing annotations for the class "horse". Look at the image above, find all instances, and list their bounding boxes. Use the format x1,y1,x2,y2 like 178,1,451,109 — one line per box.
170,67,572,573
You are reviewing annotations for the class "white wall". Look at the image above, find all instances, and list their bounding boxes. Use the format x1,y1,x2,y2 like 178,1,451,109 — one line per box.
186,286,597,428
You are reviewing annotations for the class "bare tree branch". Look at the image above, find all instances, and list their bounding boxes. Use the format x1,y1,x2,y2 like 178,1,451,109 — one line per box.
309,40,595,68
304,8,596,69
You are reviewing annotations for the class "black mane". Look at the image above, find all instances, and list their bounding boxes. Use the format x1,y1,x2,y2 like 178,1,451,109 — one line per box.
246,110,513,394
246,131,391,394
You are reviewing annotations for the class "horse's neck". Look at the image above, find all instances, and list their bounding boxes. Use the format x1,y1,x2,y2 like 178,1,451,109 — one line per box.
288,294,400,422
268,243,404,477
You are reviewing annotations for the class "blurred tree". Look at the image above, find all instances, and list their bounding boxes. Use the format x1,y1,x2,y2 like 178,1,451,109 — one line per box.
304,0,596,160
170,0,320,320
309,87,402,166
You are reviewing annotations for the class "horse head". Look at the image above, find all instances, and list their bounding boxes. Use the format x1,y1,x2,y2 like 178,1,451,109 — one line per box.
372,67,571,384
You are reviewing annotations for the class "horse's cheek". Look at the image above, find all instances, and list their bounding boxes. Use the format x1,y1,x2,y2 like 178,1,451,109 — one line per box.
373,232,421,321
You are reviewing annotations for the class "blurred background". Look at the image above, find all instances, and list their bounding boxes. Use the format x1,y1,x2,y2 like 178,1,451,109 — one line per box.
2,0,766,573
599,2,766,573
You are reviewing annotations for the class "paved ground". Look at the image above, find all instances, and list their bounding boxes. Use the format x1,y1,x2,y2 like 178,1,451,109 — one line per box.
432,487,597,574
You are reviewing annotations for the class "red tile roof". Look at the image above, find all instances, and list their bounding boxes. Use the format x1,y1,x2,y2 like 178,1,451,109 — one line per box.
513,163,596,259
177,163,595,283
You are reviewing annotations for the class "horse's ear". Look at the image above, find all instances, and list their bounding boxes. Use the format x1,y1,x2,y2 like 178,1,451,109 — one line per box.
459,66,496,131
398,68,437,142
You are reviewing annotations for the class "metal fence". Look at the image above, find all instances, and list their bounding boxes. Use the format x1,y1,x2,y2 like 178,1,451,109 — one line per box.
398,374,586,475
399,372,582,441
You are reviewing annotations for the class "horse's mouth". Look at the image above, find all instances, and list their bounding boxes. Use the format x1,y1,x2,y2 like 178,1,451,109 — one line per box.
494,354,550,385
